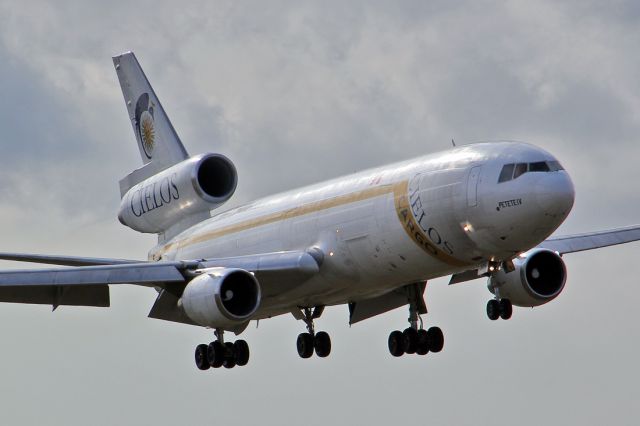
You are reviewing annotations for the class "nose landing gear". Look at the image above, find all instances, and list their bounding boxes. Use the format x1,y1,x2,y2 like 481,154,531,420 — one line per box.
486,298,512,320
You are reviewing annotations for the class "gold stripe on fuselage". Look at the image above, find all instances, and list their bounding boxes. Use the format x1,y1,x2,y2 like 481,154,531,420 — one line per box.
392,180,468,267
156,181,468,267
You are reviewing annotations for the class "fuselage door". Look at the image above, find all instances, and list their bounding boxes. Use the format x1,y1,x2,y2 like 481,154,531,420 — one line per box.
467,166,481,207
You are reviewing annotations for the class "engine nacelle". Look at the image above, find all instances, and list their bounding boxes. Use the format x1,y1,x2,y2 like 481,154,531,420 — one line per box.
488,249,566,307
118,153,237,234
180,268,261,329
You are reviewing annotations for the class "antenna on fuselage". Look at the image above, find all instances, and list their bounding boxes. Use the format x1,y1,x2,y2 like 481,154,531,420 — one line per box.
451,138,456,147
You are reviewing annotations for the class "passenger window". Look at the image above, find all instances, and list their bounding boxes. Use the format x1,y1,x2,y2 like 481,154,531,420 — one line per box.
498,164,515,183
513,163,528,179
529,161,550,172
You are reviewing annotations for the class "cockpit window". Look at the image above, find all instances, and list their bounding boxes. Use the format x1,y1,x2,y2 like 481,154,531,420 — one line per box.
548,161,564,171
498,164,515,183
498,160,565,183
513,163,528,179
529,161,550,172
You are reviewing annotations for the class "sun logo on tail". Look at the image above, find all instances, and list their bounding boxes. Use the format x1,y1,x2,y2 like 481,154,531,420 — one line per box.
134,93,156,159
140,111,155,155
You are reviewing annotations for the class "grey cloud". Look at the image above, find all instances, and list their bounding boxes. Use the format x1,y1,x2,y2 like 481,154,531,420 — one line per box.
0,1,639,425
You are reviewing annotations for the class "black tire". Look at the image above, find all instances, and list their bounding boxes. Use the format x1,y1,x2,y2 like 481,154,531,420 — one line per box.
427,327,444,353
207,341,224,368
403,328,419,354
195,344,210,371
499,299,513,320
234,340,250,366
314,331,332,358
416,329,430,355
296,333,314,358
223,342,236,369
487,299,500,321
388,330,405,357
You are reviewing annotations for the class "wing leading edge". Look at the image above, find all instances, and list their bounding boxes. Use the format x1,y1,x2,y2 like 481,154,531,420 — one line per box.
449,224,640,285
537,224,640,254
0,253,143,266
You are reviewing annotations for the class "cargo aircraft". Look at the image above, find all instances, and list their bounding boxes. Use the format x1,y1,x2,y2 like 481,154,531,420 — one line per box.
1,52,639,371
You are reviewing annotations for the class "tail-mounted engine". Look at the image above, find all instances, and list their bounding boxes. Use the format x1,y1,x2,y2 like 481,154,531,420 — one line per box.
180,268,261,329
118,153,237,234
488,249,566,307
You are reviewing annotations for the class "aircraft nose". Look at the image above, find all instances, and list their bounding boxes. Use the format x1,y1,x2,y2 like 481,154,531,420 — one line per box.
535,172,575,218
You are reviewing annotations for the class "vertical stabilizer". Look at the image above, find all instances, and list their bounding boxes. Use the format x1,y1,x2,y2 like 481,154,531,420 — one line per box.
113,52,189,174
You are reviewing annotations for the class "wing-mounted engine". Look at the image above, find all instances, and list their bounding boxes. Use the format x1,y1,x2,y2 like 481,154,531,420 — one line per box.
118,153,237,234
179,268,261,328
488,249,566,307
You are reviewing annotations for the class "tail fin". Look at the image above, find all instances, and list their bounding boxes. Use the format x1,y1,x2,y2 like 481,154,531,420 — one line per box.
113,52,189,174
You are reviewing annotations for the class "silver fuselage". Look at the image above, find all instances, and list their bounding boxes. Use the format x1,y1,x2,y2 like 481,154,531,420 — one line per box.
152,142,575,318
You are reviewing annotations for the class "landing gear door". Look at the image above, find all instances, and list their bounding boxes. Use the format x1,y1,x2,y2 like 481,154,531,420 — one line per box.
467,166,481,207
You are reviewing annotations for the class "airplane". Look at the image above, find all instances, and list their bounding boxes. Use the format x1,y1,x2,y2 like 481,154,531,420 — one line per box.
1,51,639,371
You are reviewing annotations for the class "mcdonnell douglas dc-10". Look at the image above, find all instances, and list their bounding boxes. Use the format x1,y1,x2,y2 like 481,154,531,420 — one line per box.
1,52,638,371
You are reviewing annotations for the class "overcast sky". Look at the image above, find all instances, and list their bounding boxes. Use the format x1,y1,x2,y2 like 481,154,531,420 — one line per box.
0,1,639,425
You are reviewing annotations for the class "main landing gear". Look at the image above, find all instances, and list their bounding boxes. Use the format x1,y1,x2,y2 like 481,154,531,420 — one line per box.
388,282,444,357
296,306,332,359
194,329,250,371
486,298,512,321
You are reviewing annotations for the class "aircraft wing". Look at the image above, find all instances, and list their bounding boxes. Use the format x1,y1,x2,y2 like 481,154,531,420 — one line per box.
0,250,320,315
449,225,640,285
0,250,319,285
537,224,640,254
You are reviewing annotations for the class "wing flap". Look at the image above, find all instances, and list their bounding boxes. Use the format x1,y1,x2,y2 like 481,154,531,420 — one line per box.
0,285,110,308
348,283,425,325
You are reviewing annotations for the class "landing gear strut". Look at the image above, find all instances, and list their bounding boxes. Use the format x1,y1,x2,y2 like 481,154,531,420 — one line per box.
194,329,250,371
388,282,444,358
296,306,332,359
486,261,514,321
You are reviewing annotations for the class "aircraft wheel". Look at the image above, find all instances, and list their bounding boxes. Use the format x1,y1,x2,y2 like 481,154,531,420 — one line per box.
207,341,224,368
499,299,513,320
403,327,418,354
195,344,210,371
297,333,314,358
427,327,444,353
314,331,331,358
416,329,430,355
223,342,236,369
388,330,405,357
487,299,500,321
234,340,250,366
